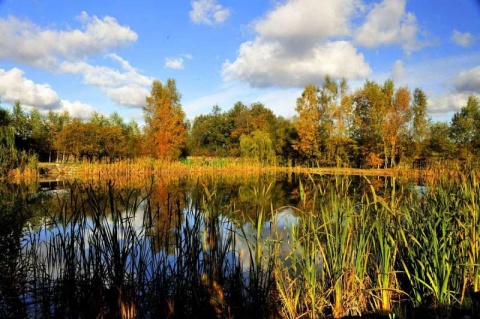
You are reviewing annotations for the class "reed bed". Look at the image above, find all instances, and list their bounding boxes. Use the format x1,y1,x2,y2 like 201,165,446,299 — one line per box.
5,170,480,318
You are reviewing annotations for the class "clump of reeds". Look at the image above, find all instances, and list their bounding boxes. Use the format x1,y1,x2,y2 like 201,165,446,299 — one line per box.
10,169,480,318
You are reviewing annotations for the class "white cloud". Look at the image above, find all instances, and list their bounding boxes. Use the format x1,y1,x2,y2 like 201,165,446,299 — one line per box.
255,0,356,46
59,54,153,107
190,0,230,25
451,30,473,48
223,39,370,88
427,64,480,116
0,68,59,108
0,67,100,119
165,57,185,70
105,85,150,107
60,99,98,120
453,65,480,93
0,12,137,69
428,91,471,114
0,13,150,109
355,0,420,52
223,0,371,87
60,59,151,88
390,59,406,84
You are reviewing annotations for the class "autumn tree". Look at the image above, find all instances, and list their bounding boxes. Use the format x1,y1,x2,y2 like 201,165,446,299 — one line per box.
143,79,187,160
384,85,411,167
55,119,85,162
46,110,71,162
294,85,321,163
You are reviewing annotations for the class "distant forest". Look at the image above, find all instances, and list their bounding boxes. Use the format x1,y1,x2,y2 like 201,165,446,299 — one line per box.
1,76,479,174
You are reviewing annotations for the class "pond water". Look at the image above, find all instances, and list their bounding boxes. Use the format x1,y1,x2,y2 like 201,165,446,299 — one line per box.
1,172,479,319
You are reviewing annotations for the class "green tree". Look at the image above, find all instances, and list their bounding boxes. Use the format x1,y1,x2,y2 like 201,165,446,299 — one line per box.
11,101,33,159
450,95,480,157
318,76,355,166
188,105,233,156
240,130,276,165
425,122,455,158
124,120,143,159
143,79,187,160
28,108,51,160
353,81,388,167
0,106,18,174
409,88,430,158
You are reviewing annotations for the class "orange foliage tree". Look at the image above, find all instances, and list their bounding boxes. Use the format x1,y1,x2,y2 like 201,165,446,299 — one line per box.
143,79,187,160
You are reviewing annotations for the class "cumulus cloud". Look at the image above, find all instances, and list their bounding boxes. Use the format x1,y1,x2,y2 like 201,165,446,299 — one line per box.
59,54,153,107
0,12,137,69
0,68,59,108
451,30,474,48
427,65,480,115
104,85,150,107
60,99,98,120
255,0,356,47
165,57,185,70
190,0,230,25
428,91,471,114
223,40,370,87
453,65,480,93
222,0,371,87
355,0,421,52
0,67,99,119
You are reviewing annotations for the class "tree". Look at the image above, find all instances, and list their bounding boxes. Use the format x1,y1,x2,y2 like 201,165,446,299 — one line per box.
384,86,411,166
29,109,51,161
425,122,454,158
240,130,276,165
450,95,480,157
409,88,429,158
353,81,388,167
318,76,355,166
188,106,233,156
143,79,187,160
294,85,321,163
46,110,71,162
0,106,18,174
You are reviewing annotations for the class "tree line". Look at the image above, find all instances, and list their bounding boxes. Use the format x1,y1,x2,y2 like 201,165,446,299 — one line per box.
1,77,479,173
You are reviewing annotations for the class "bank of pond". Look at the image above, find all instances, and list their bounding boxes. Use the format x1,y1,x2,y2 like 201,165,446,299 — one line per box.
1,172,479,319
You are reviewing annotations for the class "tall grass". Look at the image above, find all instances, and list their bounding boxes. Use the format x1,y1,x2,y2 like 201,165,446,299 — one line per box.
6,170,480,318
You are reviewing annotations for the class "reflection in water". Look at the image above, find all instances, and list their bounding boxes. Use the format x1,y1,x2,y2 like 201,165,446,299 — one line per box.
2,173,479,318
2,174,303,318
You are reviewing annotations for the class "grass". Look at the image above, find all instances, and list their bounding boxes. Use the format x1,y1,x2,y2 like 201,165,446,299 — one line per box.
4,169,480,318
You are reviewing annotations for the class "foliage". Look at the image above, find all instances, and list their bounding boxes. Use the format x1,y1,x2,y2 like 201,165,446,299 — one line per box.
450,95,480,158
1,76,480,174
239,130,276,165
143,79,187,160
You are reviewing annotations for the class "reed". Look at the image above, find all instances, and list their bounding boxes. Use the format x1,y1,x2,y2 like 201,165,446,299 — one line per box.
7,169,480,318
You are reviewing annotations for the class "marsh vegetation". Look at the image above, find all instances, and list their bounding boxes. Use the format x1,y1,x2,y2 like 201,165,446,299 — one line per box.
1,171,479,318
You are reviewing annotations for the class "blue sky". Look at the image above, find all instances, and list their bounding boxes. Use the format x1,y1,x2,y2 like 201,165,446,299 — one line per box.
0,0,479,124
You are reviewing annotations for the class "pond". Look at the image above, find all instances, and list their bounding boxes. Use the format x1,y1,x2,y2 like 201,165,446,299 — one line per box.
1,172,479,319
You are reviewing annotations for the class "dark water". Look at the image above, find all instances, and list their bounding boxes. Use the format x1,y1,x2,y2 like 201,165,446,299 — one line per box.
0,173,478,318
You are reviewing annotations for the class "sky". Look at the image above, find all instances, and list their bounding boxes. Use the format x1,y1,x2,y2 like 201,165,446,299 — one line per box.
0,0,479,124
